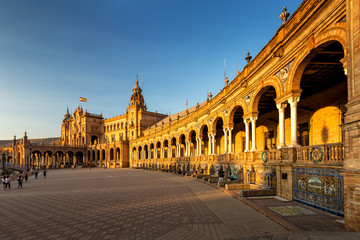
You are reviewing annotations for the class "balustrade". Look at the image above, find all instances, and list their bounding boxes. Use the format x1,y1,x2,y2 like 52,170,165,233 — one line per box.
296,143,344,165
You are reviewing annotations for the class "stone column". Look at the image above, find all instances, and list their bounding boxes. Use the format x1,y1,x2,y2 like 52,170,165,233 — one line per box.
212,134,215,155
277,103,287,148
223,129,228,154
188,141,191,156
244,119,250,152
288,97,300,147
250,116,257,151
198,138,202,156
42,156,44,166
228,128,233,153
208,134,212,156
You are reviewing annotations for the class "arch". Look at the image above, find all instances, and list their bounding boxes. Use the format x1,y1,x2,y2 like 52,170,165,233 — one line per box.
138,146,143,159
75,151,84,164
249,76,283,113
287,27,346,91
101,149,106,161
188,129,197,141
228,104,246,125
110,148,114,160
189,130,197,156
210,116,225,133
144,144,149,159
199,123,210,136
91,136,98,145
116,147,120,161
96,150,100,161
163,139,169,158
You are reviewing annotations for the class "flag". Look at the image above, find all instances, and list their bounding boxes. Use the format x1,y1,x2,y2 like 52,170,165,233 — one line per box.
80,97,87,102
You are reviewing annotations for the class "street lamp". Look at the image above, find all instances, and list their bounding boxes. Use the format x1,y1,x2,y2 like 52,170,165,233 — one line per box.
28,144,32,171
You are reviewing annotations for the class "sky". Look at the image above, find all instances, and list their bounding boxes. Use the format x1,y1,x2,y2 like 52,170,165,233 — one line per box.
0,0,302,140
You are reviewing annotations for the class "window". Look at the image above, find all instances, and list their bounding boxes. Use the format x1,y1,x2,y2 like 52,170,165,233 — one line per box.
282,173,287,180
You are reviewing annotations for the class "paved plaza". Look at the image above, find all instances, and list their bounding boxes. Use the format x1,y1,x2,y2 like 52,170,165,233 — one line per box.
0,169,359,240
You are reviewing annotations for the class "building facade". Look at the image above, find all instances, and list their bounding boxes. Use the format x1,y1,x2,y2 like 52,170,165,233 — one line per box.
2,0,360,231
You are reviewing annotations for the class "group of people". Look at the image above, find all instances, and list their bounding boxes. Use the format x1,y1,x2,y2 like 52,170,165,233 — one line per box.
2,167,47,191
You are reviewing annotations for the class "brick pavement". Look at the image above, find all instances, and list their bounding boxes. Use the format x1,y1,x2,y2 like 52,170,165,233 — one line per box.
0,169,359,240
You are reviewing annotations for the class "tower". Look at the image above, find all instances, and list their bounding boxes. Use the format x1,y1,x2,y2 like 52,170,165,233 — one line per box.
127,76,146,140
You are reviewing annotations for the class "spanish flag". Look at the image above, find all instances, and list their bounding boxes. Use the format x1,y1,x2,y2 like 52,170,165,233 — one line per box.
80,97,87,102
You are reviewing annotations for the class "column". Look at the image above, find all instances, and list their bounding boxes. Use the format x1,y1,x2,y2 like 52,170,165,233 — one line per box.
154,148,157,159
188,141,191,156
208,134,212,156
211,134,215,155
277,103,287,148
223,129,228,154
289,97,300,147
250,116,257,151
195,139,198,156
198,138,202,156
42,156,44,166
228,128,233,153
52,156,55,166
244,119,250,152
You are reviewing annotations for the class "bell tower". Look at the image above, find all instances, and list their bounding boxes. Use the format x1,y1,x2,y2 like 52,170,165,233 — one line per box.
127,75,146,140
130,75,145,109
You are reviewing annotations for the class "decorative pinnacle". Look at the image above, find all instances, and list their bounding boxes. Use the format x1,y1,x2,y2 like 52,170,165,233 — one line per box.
245,52,252,64
280,6,290,24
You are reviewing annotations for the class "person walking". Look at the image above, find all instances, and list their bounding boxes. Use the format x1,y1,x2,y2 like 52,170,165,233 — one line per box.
43,169,47,179
218,168,225,182
35,170,38,179
24,172,28,182
17,172,23,189
5,175,10,190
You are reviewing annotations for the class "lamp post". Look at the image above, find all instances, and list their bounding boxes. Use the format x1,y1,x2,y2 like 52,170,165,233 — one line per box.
28,144,32,171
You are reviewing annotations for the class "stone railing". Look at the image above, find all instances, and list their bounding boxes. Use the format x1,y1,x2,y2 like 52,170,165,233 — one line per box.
296,143,344,165
216,153,235,162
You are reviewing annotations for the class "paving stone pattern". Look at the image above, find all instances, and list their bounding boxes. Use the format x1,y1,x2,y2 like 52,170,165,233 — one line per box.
0,169,359,240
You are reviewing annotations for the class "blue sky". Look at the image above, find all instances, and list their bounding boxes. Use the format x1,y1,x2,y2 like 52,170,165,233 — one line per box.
0,0,301,140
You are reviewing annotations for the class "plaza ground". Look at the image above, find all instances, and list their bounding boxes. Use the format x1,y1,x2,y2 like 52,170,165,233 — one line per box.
0,169,359,240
